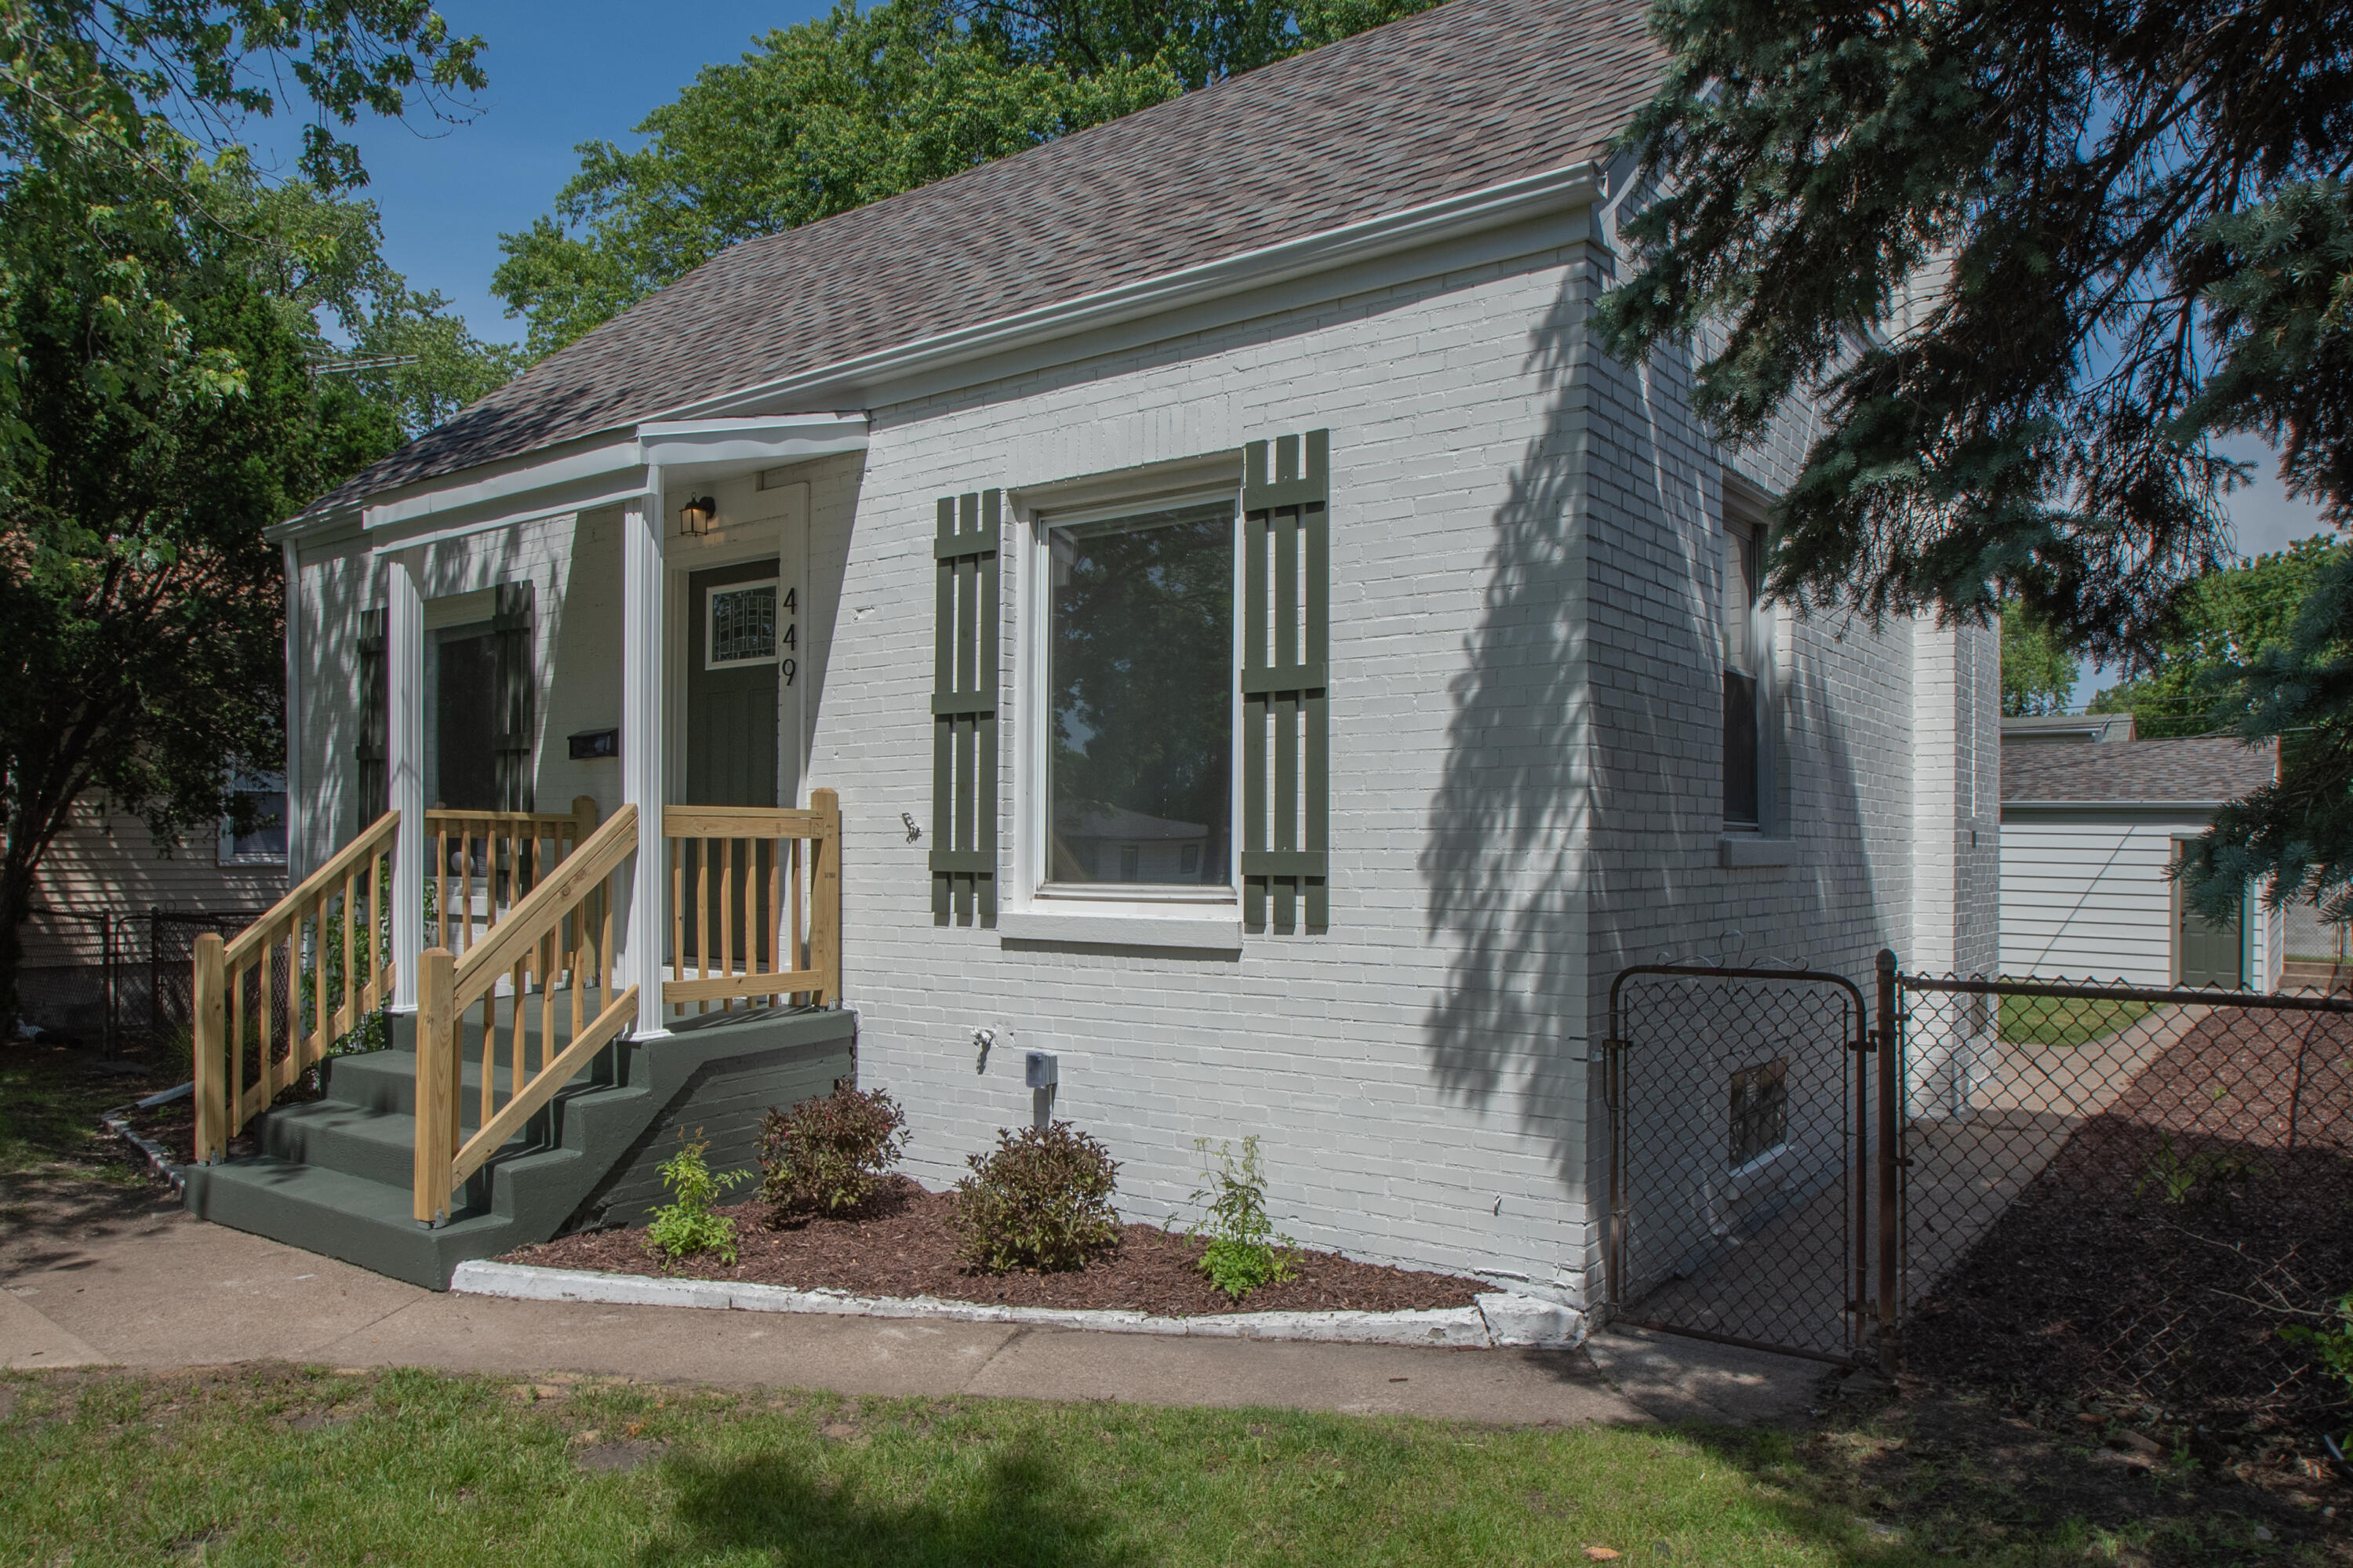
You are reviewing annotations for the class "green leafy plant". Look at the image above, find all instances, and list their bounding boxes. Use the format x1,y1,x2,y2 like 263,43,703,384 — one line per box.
646,1128,749,1268
1187,1135,1298,1303
758,1083,907,1217
950,1121,1120,1274
2279,1294,2353,1414
2133,1133,2257,1205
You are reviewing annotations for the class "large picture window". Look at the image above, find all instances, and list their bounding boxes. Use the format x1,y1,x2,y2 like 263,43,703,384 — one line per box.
1043,501,1235,889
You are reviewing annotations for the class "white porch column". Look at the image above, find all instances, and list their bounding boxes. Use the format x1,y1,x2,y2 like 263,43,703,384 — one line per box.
387,550,426,1012
620,488,668,1032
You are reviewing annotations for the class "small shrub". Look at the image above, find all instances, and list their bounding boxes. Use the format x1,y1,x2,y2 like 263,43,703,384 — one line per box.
2134,1133,2257,1205
951,1121,1120,1274
758,1083,907,1216
646,1127,751,1268
1187,1134,1298,1302
2280,1293,2353,1410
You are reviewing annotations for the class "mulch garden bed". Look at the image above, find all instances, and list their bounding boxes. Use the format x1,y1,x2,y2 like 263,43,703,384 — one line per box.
504,1175,1491,1318
1906,1009,2353,1472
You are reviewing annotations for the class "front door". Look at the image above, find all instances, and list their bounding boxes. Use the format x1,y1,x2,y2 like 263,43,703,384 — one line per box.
2174,839,2245,988
682,561,782,969
686,560,782,807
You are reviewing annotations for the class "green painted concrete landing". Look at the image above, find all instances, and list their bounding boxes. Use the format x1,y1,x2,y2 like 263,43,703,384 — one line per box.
181,1000,856,1290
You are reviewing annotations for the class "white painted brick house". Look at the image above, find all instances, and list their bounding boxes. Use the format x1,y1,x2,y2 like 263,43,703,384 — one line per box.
218,0,1998,1297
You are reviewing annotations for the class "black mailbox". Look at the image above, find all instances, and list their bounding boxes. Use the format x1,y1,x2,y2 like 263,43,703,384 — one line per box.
568,728,620,760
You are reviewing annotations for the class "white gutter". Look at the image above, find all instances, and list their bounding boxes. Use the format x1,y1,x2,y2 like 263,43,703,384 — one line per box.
671,159,1609,419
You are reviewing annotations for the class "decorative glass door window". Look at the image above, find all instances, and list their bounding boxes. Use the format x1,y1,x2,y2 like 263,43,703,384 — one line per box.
1044,502,1234,887
706,578,795,683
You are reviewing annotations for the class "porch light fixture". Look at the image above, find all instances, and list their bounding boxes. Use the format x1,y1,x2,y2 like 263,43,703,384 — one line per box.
678,493,718,536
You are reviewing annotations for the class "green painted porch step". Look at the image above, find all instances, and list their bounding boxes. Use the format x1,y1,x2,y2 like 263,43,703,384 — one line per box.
181,1005,857,1290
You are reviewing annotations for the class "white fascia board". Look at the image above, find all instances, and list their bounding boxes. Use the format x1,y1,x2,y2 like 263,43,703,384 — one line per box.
637,413,868,473
362,436,645,533
670,160,1607,420
349,413,869,550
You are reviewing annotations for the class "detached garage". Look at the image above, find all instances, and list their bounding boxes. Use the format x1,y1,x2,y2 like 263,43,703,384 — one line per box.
1999,734,2282,989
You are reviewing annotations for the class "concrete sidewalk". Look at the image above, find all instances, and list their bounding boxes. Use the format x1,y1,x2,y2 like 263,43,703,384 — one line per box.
1,1177,1824,1427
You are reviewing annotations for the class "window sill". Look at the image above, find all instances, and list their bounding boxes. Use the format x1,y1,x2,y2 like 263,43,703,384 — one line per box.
1719,835,1798,868
997,908,1243,952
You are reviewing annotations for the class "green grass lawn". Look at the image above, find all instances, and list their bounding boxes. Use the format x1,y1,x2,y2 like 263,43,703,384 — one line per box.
0,1041,173,1181
1,1365,2327,1566
1997,995,2158,1050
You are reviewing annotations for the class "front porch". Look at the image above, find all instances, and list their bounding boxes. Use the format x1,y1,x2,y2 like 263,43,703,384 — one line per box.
188,417,869,1286
179,795,850,1286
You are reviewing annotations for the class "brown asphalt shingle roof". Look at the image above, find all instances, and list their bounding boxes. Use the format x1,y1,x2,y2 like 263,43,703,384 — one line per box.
321,0,1660,512
2002,737,2279,805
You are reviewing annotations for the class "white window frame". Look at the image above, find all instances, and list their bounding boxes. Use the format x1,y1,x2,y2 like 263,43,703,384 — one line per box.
1012,483,1245,917
703,576,784,671
217,772,289,867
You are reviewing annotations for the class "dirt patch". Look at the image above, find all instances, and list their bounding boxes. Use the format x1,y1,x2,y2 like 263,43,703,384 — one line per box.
505,1175,1489,1316
1907,1008,2353,1468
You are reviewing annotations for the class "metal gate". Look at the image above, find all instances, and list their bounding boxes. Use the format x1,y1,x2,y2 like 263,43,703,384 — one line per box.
1605,962,1878,1364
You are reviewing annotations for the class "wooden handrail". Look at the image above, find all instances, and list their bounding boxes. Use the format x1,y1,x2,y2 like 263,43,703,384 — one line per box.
414,804,637,1226
452,805,635,1011
224,810,400,970
425,796,598,959
660,790,841,1017
195,809,400,1162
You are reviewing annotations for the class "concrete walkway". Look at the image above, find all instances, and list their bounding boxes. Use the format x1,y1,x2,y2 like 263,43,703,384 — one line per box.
1,1177,1824,1428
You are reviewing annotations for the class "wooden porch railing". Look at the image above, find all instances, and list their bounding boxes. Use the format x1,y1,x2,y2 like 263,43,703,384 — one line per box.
663,789,841,1017
413,804,639,1225
423,799,598,959
194,809,399,1162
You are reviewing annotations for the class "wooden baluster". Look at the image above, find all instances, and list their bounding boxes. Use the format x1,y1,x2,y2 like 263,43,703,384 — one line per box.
340,871,357,1038
789,837,805,1001
669,837,684,1025
256,932,275,1111
718,835,736,1013
767,834,783,1003
687,838,706,1007
414,947,456,1224
812,788,842,1008
230,955,246,1130
310,893,329,1069
460,822,475,958
435,821,448,952
193,933,225,1162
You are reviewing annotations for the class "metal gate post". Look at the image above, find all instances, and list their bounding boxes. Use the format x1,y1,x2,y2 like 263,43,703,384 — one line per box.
1875,948,1901,1376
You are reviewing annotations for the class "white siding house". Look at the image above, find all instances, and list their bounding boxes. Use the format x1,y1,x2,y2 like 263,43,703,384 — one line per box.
1999,733,2282,988
198,0,2001,1297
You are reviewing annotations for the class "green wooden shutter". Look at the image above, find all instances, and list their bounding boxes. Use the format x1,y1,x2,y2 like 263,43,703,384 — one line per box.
355,607,389,831
931,490,1000,925
1240,431,1330,932
492,582,535,813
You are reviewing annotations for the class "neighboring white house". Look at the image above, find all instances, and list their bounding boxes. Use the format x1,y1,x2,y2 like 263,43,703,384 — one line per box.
209,0,2000,1300
1999,729,2281,989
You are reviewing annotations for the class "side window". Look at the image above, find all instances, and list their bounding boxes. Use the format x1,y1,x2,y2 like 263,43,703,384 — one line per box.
1722,518,1761,829
219,777,288,866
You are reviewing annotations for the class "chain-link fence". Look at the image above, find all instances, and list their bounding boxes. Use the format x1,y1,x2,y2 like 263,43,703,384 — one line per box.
1605,965,1871,1363
1897,975,2353,1438
16,908,138,1051
147,908,273,1045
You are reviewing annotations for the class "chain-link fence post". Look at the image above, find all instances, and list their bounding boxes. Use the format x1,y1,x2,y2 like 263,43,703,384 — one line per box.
1875,947,1902,1377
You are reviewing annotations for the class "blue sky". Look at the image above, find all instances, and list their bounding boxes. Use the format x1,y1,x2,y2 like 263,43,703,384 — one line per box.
248,1,830,346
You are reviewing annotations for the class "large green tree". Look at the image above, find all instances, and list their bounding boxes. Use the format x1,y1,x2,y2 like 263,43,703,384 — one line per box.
1998,598,2076,718
2086,536,2344,737
0,3,504,1035
1597,0,2351,921
493,0,1437,358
